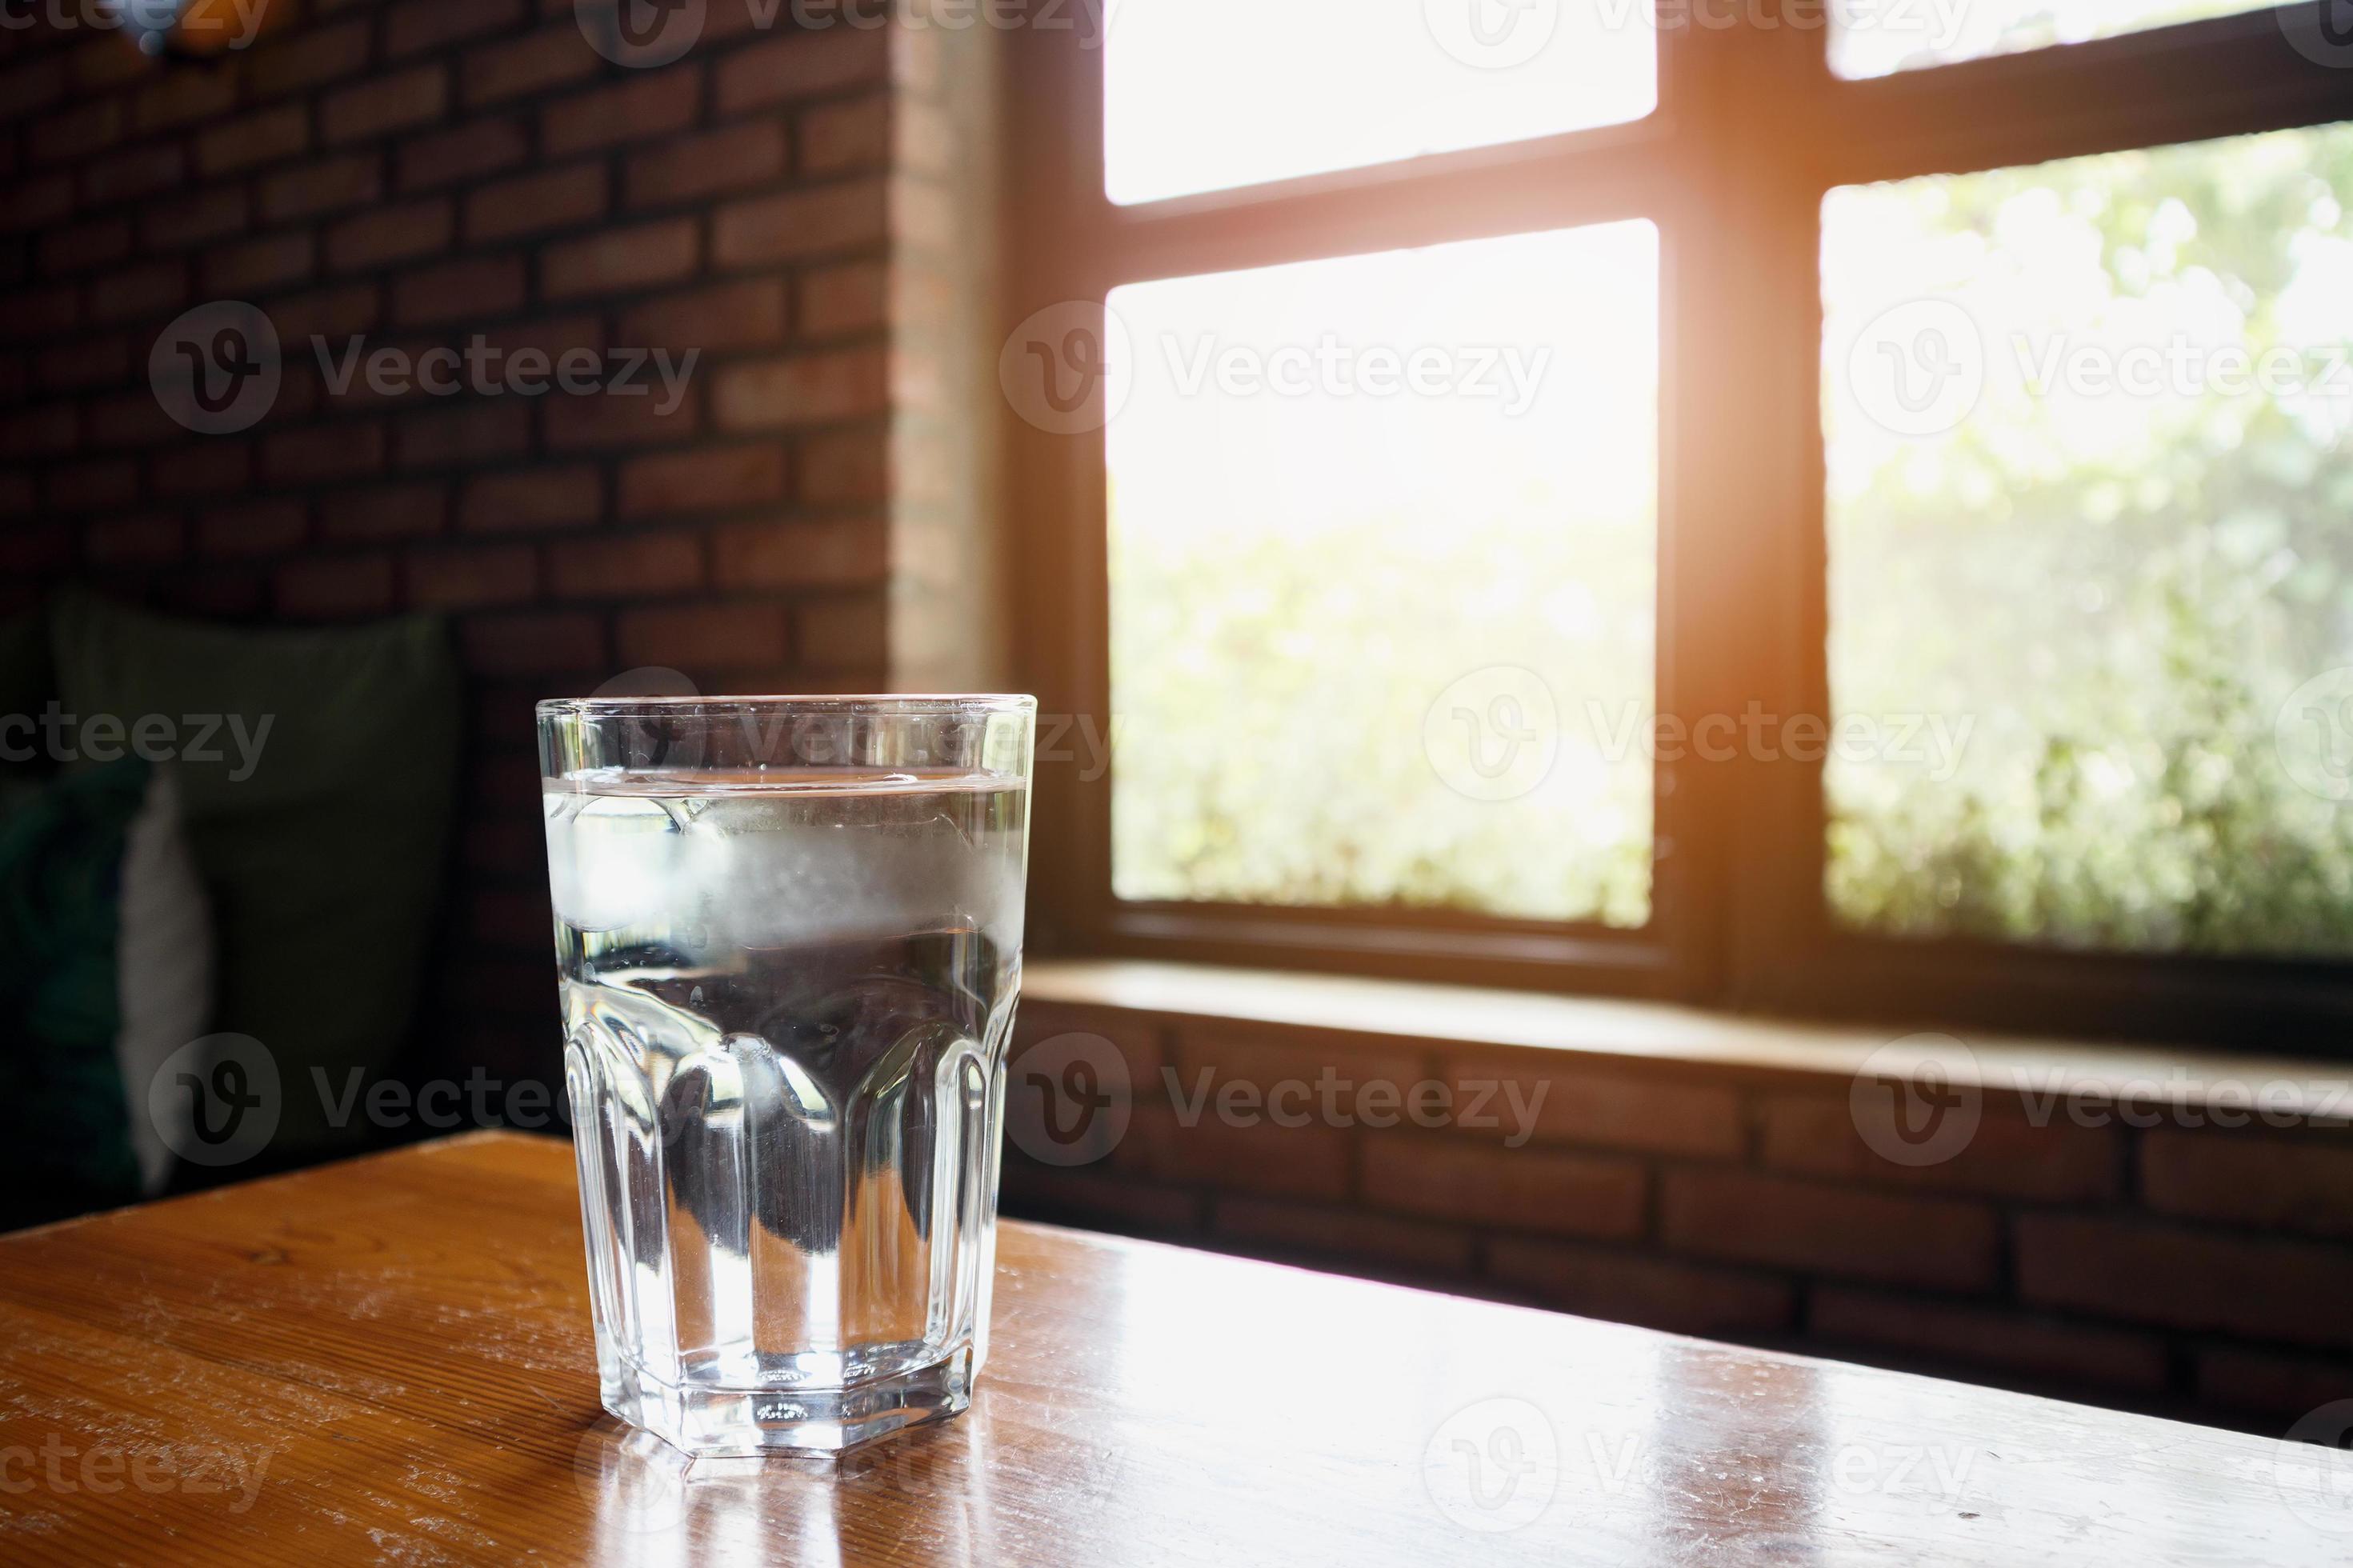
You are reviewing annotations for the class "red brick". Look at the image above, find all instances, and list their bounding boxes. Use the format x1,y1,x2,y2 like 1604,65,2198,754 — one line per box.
712,180,886,267
1435,1058,1746,1160
1661,1168,1999,1292
998,1168,1201,1238
267,282,381,344
620,445,786,518
154,567,266,619
1810,1287,2169,1393
69,35,152,94
1760,1094,2119,1203
265,422,388,485
39,216,129,275
395,400,532,468
1011,1002,1168,1086
1211,1195,1475,1278
2017,1214,2353,1347
1488,1238,1795,1338
89,261,188,323
150,441,254,499
197,106,310,178
459,466,602,532
0,283,74,343
320,481,450,542
131,67,236,134
0,56,66,125
2195,1346,2353,1418
260,154,383,222
1363,1136,1645,1240
798,92,889,176
714,27,886,114
142,187,250,251
277,554,397,618
205,232,317,296
250,20,372,98
542,219,697,299
34,336,127,391
393,254,527,327
461,608,605,674
29,100,121,166
619,278,787,353
477,313,605,363
1,173,75,235
1170,1026,1428,1098
196,499,310,558
322,65,449,145
86,513,183,568
84,392,181,450
615,600,787,670
549,530,703,599
1114,1101,1351,1202
1,403,77,458
2142,1129,2353,1239
543,383,700,449
540,70,700,159
326,198,454,272
46,460,137,512
387,0,526,57
462,24,600,107
466,162,606,244
796,426,884,506
713,348,885,430
397,115,528,191
82,143,186,205
794,594,886,671
407,542,538,607
626,122,786,209
797,262,886,339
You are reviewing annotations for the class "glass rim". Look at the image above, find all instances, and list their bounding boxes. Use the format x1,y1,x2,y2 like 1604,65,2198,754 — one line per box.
535,693,1038,719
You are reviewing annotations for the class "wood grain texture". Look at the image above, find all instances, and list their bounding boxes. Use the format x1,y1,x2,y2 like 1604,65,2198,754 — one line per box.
0,1130,2342,1565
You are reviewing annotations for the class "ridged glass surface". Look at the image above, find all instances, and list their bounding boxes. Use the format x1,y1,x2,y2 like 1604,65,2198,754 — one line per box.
546,768,1026,1454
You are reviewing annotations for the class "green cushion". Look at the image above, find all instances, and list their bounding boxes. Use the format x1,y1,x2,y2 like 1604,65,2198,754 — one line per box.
48,592,462,1161
0,758,148,1227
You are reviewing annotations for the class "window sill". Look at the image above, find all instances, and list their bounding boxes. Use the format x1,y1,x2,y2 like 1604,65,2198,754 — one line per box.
1023,958,2351,1119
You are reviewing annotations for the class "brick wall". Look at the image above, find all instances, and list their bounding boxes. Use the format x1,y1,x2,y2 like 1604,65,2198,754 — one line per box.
1004,994,2353,1435
0,0,1005,1082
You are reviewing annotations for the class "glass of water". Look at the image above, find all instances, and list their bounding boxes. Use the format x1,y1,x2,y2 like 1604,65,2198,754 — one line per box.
536,695,1035,1455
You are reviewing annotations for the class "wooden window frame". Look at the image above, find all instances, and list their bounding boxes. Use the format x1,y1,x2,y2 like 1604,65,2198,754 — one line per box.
1001,2,2353,1046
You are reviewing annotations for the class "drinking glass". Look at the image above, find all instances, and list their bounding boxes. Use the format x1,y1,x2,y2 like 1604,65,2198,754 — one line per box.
537,695,1035,1454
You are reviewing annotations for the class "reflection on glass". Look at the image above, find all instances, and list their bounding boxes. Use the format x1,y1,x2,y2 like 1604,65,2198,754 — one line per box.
1104,0,1656,206
1107,222,1659,925
1831,0,2275,79
1823,122,2353,955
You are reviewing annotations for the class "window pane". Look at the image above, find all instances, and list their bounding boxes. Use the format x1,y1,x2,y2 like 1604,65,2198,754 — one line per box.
1831,0,2277,80
1823,123,2353,956
1106,222,1659,925
1104,0,1657,206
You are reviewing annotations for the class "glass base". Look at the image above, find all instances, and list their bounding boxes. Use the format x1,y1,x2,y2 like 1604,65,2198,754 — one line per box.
602,1347,974,1456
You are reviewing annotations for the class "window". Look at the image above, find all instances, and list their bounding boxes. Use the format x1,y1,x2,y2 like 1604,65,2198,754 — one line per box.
1007,0,2353,1038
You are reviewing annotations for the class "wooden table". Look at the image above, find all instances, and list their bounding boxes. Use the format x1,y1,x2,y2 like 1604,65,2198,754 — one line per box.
0,1131,2343,1564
